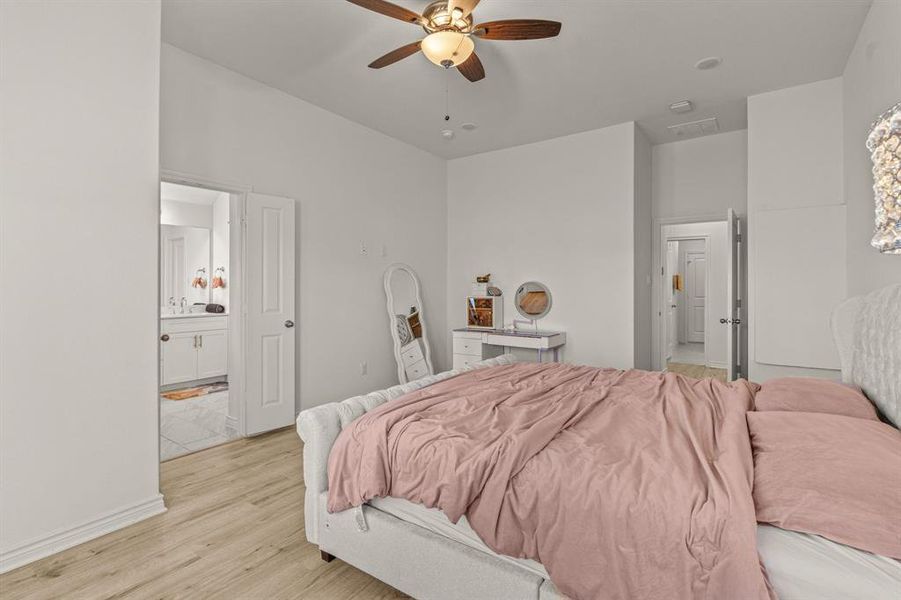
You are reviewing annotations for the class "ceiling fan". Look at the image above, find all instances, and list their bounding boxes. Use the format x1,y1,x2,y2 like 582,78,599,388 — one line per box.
347,0,562,82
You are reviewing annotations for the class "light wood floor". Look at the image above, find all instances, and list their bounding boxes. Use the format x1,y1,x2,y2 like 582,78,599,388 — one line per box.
0,429,406,600
667,362,727,382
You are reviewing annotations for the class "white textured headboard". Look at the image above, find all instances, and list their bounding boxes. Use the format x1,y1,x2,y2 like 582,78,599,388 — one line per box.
831,284,901,426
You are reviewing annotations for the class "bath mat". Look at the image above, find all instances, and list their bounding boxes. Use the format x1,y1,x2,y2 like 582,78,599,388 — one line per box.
162,381,228,401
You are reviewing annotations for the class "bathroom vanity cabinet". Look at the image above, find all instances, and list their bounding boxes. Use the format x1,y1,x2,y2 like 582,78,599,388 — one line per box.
160,315,228,386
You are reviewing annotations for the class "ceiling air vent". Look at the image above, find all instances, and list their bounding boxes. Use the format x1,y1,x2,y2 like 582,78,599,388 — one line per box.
668,117,719,138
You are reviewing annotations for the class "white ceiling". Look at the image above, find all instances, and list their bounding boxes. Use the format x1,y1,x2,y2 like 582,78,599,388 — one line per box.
161,0,871,158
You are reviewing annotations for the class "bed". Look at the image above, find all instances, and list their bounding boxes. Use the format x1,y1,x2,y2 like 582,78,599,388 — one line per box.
297,284,900,599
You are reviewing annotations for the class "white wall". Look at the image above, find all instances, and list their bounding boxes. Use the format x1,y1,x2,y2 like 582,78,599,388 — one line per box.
652,130,748,219
747,78,846,381
842,0,901,295
633,128,653,369
447,123,645,369
160,198,215,229
0,0,163,571
160,45,448,411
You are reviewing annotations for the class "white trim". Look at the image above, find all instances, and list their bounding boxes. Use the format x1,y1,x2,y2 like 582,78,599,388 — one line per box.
229,191,248,437
0,495,166,574
161,168,252,193
707,360,728,369
226,414,240,433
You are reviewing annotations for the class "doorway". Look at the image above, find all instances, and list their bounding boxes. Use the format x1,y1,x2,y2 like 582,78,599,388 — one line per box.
159,181,238,460
655,217,740,382
158,173,299,462
666,237,709,372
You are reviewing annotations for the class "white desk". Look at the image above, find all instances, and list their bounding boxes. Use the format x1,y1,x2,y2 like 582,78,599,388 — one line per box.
452,328,566,369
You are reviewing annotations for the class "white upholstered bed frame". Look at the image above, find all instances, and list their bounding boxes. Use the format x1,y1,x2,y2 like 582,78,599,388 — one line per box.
296,284,900,600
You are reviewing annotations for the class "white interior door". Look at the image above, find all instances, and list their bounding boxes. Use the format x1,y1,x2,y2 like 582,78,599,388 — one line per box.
686,250,706,343
665,241,678,360
246,193,296,435
726,208,741,381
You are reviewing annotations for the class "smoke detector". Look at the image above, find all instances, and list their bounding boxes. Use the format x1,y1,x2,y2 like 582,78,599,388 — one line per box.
668,117,719,138
441,129,455,140
669,100,693,114
695,56,722,70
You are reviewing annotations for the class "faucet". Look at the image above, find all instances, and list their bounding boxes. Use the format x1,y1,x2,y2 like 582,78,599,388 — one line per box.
180,297,187,314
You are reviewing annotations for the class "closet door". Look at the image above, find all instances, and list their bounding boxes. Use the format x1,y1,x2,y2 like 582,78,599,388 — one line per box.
161,332,198,385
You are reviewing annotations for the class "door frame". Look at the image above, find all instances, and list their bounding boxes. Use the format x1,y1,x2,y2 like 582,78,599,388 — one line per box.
651,214,723,372
159,170,252,450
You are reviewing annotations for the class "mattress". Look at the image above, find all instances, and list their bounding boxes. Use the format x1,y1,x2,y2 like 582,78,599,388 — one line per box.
369,497,901,600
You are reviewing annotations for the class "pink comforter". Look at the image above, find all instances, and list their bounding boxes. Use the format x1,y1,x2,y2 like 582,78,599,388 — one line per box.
328,363,773,600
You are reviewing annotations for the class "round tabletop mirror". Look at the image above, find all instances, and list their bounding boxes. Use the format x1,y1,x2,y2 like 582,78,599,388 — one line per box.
514,281,552,321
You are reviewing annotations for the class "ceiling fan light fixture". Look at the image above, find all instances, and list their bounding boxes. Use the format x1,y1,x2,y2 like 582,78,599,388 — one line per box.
421,31,474,68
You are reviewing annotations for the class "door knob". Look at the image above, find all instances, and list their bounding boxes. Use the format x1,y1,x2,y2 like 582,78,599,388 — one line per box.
285,320,295,328
160,334,170,342
719,318,728,324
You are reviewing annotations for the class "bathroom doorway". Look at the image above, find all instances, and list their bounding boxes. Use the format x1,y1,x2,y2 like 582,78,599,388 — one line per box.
158,180,240,460
157,172,299,463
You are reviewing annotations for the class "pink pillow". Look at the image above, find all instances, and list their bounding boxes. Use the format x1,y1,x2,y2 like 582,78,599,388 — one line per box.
749,411,901,559
754,377,878,420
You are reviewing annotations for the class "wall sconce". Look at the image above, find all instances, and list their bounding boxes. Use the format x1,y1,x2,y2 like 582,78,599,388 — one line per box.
867,102,901,254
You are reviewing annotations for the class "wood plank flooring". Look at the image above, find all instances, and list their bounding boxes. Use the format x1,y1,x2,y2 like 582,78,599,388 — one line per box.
666,362,727,382
0,429,406,600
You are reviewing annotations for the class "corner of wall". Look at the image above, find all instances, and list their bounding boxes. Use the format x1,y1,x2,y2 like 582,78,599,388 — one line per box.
633,125,654,369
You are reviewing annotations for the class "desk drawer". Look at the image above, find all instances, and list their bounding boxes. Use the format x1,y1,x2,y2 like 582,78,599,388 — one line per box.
453,354,480,370
453,338,482,356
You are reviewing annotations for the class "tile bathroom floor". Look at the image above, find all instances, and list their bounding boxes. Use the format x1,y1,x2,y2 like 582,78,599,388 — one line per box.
160,390,240,461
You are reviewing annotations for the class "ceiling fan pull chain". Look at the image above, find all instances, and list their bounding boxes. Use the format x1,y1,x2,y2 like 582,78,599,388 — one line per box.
444,69,451,122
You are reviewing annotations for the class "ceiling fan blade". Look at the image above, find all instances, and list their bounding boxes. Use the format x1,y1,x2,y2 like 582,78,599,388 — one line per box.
457,52,485,82
368,41,422,69
447,0,481,17
346,0,426,26
474,19,562,41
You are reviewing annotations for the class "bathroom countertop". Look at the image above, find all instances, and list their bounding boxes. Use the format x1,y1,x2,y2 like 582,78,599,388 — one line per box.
160,312,228,320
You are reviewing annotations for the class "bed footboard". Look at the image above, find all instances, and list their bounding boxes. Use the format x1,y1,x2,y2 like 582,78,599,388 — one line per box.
296,402,342,545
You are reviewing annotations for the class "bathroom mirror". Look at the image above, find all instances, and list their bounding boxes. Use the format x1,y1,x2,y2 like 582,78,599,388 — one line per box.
384,263,434,383
515,281,553,321
160,224,211,312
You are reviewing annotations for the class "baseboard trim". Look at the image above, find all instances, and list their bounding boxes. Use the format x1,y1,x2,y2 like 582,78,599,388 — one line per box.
0,494,166,574
707,361,728,369
225,414,241,437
